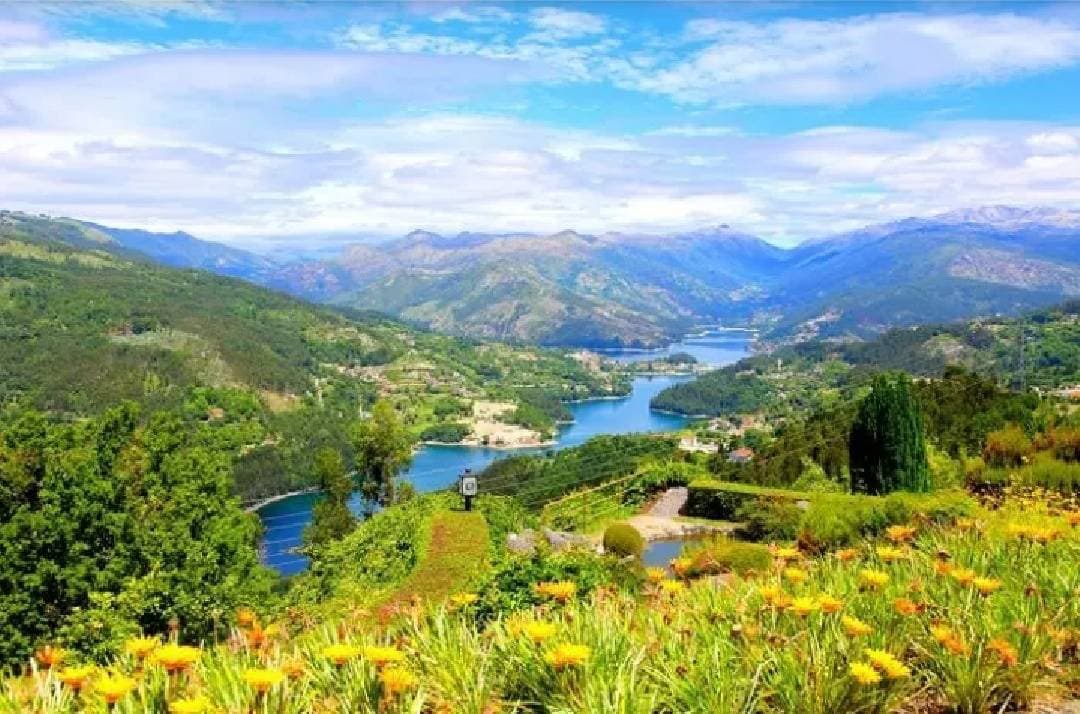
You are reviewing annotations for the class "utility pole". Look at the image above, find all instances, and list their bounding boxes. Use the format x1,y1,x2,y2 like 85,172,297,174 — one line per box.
458,469,477,512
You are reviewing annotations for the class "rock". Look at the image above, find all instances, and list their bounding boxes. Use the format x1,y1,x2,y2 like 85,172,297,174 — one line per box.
506,530,538,556
542,527,592,552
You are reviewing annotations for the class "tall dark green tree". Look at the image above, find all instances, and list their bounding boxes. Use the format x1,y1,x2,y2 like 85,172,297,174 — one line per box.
849,373,930,494
304,447,356,548
353,400,413,513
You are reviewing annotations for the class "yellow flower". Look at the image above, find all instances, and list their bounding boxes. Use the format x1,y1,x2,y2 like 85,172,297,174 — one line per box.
760,585,791,609
865,649,910,679
670,557,692,577
236,607,257,628
34,645,66,669
95,674,136,704
659,579,685,595
885,524,917,543
1065,511,1080,528
645,567,666,584
281,659,306,680
243,668,285,694
379,666,418,697
859,569,889,589
875,545,906,563
523,621,557,644
835,548,859,562
931,625,968,655
955,517,977,531
816,594,843,614
363,645,406,667
58,665,95,691
842,615,873,637
545,643,591,669
535,581,577,603
950,568,976,586
322,643,362,666
169,697,211,714
790,597,819,617
782,567,808,585
124,636,160,661
973,577,1002,596
153,644,200,673
450,593,478,607
774,546,800,560
849,661,881,685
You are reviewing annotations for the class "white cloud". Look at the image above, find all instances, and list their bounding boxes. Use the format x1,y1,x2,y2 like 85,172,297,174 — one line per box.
528,7,607,38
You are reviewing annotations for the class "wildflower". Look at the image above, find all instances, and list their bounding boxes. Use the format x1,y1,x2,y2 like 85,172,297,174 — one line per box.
988,638,1018,667
659,579,685,595
95,674,135,704
893,598,920,616
1065,511,1080,528
322,643,362,667
523,621,557,644
849,661,881,685
124,636,159,661
950,568,976,586
263,623,284,639
782,567,808,585
363,645,406,668
244,668,285,694
931,626,968,655
816,594,843,614
670,557,692,577
791,597,819,617
1032,527,1059,544
875,545,906,563
865,649,910,680
281,659,305,680
645,567,666,584
835,548,859,562
886,525,917,543
169,697,211,714
859,569,889,589
450,593,478,608
760,585,791,609
379,666,418,697
933,561,953,577
535,581,577,603
245,624,267,648
153,644,200,674
34,645,66,669
236,607,257,628
955,517,977,531
774,546,800,560
58,665,95,692
973,577,1003,596
545,643,591,669
842,615,873,637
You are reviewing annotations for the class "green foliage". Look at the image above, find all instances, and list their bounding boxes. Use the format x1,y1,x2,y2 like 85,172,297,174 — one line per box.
849,373,930,494
649,368,773,416
353,400,413,510
303,447,356,549
790,456,844,493
982,424,1034,467
419,422,471,443
601,523,645,558
684,480,811,520
734,497,804,541
0,402,273,666
388,510,489,605
683,537,772,576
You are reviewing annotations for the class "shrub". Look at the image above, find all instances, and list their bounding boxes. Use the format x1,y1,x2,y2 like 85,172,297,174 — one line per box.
602,523,645,558
734,497,803,541
1015,455,1080,493
685,480,811,520
983,424,1033,467
683,537,772,576
419,422,471,443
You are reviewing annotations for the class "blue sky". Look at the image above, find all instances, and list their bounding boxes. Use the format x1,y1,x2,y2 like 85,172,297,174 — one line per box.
0,1,1078,247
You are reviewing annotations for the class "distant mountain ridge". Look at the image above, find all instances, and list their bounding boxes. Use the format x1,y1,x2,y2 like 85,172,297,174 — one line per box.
6,206,1078,348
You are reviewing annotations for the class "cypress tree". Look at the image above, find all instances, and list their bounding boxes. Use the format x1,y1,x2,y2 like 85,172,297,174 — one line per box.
849,373,930,494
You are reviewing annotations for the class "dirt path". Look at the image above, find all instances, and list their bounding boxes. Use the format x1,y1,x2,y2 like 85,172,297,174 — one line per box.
625,487,737,541
385,510,489,607
647,486,688,517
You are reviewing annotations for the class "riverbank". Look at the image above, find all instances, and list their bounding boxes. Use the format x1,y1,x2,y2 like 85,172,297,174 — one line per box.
244,487,318,514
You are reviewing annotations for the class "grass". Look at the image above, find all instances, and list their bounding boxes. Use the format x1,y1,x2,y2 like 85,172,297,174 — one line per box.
385,510,490,607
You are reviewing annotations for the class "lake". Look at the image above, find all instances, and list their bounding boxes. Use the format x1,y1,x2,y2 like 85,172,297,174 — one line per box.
257,330,753,574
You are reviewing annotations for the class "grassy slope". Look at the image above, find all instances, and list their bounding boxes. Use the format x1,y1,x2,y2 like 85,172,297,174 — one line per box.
386,510,490,606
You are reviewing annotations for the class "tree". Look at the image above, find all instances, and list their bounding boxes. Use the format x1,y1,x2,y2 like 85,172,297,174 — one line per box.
353,400,413,513
849,373,930,495
304,447,356,548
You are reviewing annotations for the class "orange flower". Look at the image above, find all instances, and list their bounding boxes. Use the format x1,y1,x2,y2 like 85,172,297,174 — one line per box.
124,636,159,661
931,625,968,655
933,561,953,577
835,548,859,562
886,524,917,543
988,638,1018,667
322,643,362,666
817,594,843,614
236,608,257,628
893,598,920,616
34,645,66,669
281,659,306,680
782,567,808,585
545,643,590,669
379,666,418,697
790,597,819,617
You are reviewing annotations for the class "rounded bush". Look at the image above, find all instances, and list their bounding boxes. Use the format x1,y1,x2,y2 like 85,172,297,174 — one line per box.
602,523,645,558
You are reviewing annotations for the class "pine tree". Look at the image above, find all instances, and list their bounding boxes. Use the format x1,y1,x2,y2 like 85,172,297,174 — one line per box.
849,373,930,494
303,447,356,548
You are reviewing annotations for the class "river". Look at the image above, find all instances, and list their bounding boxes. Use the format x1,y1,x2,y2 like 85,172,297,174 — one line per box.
258,329,753,574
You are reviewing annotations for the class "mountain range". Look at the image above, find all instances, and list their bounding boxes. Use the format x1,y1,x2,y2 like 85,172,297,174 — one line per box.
8,206,1078,348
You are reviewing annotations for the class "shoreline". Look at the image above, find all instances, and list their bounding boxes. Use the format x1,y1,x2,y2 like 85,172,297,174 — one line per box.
245,487,318,514
420,438,558,450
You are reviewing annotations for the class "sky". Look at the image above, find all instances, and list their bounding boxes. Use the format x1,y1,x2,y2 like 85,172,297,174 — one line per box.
0,1,1078,249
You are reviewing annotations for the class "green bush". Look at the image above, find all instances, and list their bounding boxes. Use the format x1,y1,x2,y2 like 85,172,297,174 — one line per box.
685,480,811,520
1015,455,1080,493
602,523,645,558
734,497,804,541
419,422,471,443
683,537,772,576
